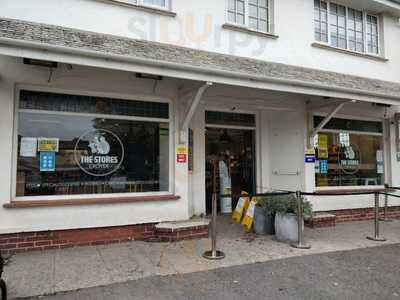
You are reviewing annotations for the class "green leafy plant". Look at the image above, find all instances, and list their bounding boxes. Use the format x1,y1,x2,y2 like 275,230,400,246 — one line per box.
257,194,312,217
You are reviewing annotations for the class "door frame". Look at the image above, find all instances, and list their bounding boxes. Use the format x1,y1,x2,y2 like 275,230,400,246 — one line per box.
204,108,261,198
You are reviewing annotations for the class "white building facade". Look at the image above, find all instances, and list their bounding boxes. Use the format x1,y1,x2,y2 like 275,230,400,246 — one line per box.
1,0,400,251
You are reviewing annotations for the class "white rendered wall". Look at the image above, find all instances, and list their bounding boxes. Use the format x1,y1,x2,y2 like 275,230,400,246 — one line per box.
0,55,192,234
0,0,399,84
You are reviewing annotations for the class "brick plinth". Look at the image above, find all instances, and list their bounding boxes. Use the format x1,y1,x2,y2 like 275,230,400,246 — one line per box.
329,206,400,222
155,225,209,242
0,221,209,256
305,213,336,228
313,206,400,224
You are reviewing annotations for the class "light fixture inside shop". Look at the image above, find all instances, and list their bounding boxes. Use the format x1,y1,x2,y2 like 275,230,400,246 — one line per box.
23,58,58,68
136,73,163,80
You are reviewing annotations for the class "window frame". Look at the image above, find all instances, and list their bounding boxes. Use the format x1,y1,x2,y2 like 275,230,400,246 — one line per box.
312,113,386,190
225,0,271,34
11,86,175,201
114,0,171,11
314,1,381,57
139,0,171,10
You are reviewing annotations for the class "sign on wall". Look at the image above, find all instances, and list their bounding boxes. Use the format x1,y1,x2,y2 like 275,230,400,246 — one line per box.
176,145,187,163
188,129,194,171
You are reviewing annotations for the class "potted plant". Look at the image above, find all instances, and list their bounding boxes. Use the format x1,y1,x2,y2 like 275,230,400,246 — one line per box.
254,197,277,235
272,194,312,242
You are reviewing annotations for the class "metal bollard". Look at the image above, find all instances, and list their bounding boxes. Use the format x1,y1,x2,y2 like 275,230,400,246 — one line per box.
291,191,311,249
380,184,393,222
203,160,225,260
367,193,386,242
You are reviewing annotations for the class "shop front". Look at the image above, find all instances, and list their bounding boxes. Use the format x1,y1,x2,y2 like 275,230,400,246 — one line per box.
1,17,400,254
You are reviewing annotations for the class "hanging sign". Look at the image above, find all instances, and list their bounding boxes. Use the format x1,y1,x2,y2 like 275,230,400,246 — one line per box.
176,145,187,163
40,152,56,172
38,138,59,152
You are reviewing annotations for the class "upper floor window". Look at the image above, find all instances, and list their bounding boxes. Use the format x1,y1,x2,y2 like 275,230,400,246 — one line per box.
123,0,169,9
227,0,270,33
314,1,380,55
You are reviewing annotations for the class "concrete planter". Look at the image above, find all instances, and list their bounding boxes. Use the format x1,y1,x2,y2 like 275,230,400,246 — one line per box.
254,206,275,235
275,212,303,242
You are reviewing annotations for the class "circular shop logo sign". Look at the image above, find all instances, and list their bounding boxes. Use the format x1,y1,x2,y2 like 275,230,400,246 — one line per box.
74,129,124,177
337,143,361,175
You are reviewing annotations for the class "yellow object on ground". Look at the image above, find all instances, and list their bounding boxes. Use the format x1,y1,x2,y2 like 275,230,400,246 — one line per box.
241,198,257,232
232,192,250,223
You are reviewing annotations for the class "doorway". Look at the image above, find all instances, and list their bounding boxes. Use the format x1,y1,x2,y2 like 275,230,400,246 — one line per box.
205,126,256,214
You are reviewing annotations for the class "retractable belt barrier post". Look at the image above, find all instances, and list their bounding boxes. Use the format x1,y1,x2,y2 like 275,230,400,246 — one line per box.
367,192,386,242
291,191,311,250
203,160,225,260
381,184,393,222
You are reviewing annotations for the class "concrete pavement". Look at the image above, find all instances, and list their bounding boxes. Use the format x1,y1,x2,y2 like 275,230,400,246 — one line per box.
3,216,400,299
25,244,400,300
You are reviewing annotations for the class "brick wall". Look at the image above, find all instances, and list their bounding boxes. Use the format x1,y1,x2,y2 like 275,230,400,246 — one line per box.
318,206,400,223
0,224,156,256
0,222,210,256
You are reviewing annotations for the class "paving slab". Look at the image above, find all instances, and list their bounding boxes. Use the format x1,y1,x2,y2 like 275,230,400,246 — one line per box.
26,244,400,300
3,216,400,299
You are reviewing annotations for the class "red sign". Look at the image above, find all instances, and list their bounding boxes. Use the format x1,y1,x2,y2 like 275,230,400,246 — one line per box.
177,154,187,163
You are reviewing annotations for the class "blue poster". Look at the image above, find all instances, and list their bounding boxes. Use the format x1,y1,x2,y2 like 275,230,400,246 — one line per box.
40,152,56,172
320,160,328,174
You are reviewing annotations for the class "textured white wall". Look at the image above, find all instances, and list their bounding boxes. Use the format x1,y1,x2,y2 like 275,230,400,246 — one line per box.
0,0,399,83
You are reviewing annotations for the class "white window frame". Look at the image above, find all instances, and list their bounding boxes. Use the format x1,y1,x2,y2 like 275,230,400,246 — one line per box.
314,1,381,56
225,0,271,34
119,0,171,10
11,85,175,202
312,112,385,190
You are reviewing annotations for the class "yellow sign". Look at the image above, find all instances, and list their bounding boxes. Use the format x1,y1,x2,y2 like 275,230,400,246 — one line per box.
38,138,59,152
318,134,328,159
305,147,315,155
176,145,187,155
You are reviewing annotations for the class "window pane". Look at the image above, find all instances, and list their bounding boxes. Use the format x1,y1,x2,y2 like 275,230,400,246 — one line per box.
314,1,328,42
16,92,170,197
20,90,169,119
366,15,379,54
206,111,256,127
143,0,166,7
315,132,383,187
244,0,269,32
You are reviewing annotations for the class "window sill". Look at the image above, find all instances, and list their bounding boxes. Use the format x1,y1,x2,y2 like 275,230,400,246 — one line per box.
3,194,180,208
95,0,176,17
222,23,279,39
312,42,388,62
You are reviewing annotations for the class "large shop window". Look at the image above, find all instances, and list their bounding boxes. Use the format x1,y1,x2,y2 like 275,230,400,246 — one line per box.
314,116,384,187
16,90,170,197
